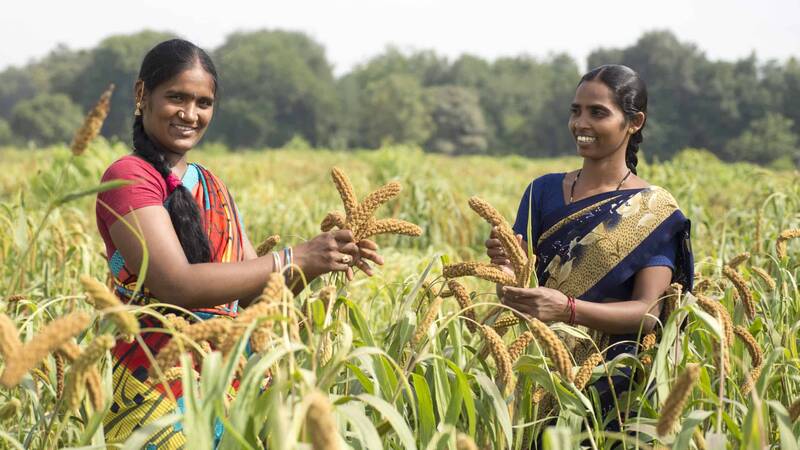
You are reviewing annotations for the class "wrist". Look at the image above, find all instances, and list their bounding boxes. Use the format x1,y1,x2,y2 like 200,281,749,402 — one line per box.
291,244,320,280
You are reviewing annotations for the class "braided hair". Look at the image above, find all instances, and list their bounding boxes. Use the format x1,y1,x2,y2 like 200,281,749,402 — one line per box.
579,65,648,174
134,39,218,263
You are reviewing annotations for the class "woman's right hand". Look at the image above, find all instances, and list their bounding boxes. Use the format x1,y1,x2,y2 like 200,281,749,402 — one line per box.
293,230,360,280
485,226,522,276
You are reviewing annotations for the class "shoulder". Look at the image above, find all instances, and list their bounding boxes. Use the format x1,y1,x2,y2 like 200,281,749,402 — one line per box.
636,185,685,224
523,172,565,198
522,172,565,191
97,154,167,206
515,172,565,211
533,172,566,187
101,155,161,183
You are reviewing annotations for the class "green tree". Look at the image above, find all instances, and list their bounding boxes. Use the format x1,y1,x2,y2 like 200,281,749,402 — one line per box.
38,44,92,98
476,54,579,156
588,30,707,159
425,85,487,154
0,67,45,120
0,45,89,120
71,30,176,141
358,74,431,148
349,47,451,87
724,113,798,164
449,54,491,89
212,30,338,148
762,58,800,136
336,47,451,148
10,94,83,146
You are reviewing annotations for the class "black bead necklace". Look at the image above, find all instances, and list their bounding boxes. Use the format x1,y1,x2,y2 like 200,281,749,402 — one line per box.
569,168,632,204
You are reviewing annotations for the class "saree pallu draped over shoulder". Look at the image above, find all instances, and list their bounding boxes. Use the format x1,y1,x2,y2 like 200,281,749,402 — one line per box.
103,163,245,449
534,185,693,365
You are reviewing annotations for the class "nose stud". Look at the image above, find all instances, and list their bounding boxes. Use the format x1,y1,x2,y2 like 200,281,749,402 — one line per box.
177,110,186,120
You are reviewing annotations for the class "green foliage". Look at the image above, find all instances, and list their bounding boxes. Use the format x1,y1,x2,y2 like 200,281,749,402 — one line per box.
358,74,432,148
72,30,177,140
283,134,312,150
9,93,83,146
0,29,799,164
212,30,339,148
425,85,487,154
1,144,799,448
473,54,579,156
725,113,799,164
0,67,43,120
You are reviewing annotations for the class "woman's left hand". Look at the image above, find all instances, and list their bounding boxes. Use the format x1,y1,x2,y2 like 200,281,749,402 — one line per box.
353,239,384,276
501,286,569,322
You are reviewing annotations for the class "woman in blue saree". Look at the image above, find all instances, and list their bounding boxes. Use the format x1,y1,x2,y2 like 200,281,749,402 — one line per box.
485,64,694,427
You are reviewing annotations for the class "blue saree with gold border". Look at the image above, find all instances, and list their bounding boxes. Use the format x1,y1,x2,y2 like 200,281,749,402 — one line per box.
514,178,693,414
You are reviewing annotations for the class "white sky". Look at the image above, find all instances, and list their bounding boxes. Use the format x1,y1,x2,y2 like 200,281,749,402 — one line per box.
2,0,798,75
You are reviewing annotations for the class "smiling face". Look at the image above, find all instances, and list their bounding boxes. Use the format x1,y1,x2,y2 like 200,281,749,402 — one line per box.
568,80,638,161
140,62,215,155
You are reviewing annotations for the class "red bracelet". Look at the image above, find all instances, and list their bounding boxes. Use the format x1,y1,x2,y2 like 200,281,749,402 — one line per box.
565,295,576,325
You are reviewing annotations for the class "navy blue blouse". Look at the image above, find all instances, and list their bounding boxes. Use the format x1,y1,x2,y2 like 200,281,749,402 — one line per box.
511,172,677,302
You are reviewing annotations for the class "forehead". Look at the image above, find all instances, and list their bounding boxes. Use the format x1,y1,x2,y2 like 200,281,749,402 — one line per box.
573,80,616,106
156,64,215,95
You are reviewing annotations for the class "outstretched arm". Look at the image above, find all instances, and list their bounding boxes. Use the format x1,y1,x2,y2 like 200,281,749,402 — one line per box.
110,205,360,309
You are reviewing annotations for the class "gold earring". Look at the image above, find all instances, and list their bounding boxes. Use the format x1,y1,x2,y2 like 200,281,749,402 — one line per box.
629,128,636,134
134,101,142,116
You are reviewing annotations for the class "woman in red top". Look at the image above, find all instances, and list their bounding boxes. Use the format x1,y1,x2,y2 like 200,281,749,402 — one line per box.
96,39,381,448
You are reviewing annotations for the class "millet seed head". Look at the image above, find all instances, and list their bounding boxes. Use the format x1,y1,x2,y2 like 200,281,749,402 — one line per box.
330,167,358,219
361,218,422,239
80,274,139,339
350,181,402,235
255,235,281,256
726,252,750,269
529,318,574,383
574,352,603,391
750,266,776,291
320,211,346,232
722,265,756,321
656,363,701,437
0,311,91,388
305,389,342,450
776,228,800,260
411,297,444,347
447,280,477,333
0,314,21,360
468,196,508,227
71,84,114,156
481,325,515,395
733,325,763,368
641,331,657,352
507,331,534,363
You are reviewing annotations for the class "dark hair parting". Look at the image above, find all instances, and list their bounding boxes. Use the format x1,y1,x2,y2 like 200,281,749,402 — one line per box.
132,39,218,263
579,64,648,175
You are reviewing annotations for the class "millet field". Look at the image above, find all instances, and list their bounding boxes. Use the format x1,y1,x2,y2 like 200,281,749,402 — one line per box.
0,134,799,449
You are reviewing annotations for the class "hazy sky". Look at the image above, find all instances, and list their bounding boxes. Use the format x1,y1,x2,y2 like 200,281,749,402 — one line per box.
2,0,798,74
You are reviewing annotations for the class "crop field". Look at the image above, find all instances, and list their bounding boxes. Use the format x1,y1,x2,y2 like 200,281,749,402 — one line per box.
0,141,799,449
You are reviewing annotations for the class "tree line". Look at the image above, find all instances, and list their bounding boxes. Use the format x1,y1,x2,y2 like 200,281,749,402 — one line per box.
0,29,798,165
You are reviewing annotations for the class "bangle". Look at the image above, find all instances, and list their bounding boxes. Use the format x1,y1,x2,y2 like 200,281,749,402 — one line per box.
565,295,577,325
283,247,293,276
272,251,283,273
